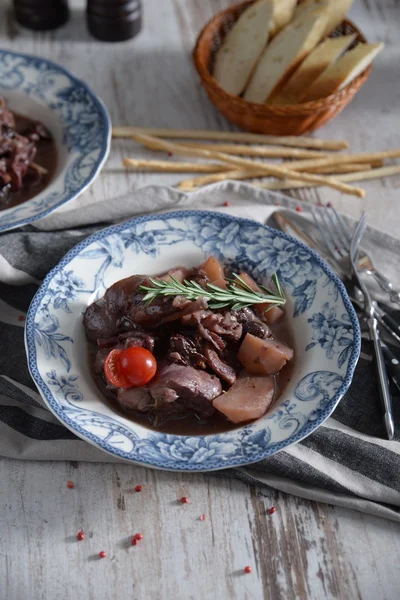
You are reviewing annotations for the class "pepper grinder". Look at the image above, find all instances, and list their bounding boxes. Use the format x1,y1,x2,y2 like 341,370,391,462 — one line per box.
13,0,69,30
86,0,142,42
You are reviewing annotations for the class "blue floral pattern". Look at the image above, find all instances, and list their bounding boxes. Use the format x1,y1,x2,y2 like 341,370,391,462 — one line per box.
25,211,361,471
295,371,344,422
0,50,110,232
306,302,354,367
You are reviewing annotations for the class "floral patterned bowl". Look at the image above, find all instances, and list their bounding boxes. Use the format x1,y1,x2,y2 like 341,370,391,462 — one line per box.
0,49,111,232
25,210,360,471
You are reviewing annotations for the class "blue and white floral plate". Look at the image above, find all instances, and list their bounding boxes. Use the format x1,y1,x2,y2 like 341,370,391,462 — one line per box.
25,211,361,471
0,49,111,232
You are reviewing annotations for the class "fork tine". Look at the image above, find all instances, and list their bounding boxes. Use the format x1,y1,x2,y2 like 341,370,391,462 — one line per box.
349,213,367,263
322,206,349,257
311,207,341,261
331,204,353,245
319,206,348,258
323,205,348,254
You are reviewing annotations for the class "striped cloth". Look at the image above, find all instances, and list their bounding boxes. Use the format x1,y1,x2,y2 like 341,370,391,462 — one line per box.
1,182,399,522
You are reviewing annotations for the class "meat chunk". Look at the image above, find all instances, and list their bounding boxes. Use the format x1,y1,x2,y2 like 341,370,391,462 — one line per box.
84,298,118,342
116,362,222,421
238,333,293,375
158,297,208,325
149,362,221,406
84,275,149,341
117,386,153,413
168,334,207,369
201,311,243,342
203,344,237,386
213,372,275,423
182,311,226,353
236,307,270,339
97,329,156,352
93,348,114,374
84,274,208,341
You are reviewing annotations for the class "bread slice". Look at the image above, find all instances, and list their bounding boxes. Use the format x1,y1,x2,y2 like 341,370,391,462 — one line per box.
293,0,354,39
269,0,297,37
212,0,274,96
271,33,356,104
244,10,328,103
302,42,384,101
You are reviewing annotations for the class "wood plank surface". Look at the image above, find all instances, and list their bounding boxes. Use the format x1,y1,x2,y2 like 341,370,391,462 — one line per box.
0,1,400,599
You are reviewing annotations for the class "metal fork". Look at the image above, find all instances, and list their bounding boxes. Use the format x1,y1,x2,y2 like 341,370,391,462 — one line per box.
311,204,400,306
311,205,400,345
349,214,394,441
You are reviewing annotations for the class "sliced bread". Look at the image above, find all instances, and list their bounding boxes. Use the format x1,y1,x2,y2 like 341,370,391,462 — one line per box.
212,0,274,96
269,0,297,37
293,0,354,39
271,33,356,104
244,9,329,103
302,42,384,101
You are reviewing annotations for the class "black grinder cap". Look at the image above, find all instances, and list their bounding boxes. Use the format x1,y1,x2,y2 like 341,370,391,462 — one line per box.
13,0,70,30
86,0,142,42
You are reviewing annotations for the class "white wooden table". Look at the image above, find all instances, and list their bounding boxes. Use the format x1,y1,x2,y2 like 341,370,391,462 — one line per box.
1,1,400,599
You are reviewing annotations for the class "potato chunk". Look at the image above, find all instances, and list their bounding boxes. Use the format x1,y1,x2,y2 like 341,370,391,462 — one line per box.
238,333,293,375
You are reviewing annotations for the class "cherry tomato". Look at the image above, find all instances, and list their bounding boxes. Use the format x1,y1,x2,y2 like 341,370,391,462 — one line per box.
104,349,131,388
104,347,157,389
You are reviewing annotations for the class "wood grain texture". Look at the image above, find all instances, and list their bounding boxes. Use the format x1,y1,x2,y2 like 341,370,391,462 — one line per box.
1,459,400,600
1,1,400,599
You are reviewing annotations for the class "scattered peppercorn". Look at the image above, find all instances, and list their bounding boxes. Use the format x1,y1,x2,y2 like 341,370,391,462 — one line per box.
244,566,252,574
132,537,139,546
223,201,230,207
199,514,206,521
99,551,106,559
67,480,75,489
268,506,276,515
134,533,144,541
18,315,25,322
180,496,190,504
135,485,142,493
327,201,332,208
296,205,302,212
77,531,84,541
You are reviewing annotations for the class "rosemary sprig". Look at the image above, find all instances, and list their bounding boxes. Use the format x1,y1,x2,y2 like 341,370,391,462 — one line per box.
139,273,286,312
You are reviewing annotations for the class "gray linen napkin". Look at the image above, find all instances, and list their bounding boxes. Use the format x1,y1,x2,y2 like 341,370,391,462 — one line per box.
1,181,399,522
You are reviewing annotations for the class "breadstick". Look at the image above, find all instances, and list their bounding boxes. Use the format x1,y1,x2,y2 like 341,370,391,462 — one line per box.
310,163,374,174
136,129,392,171
123,158,228,173
112,126,348,150
257,164,400,191
175,142,331,159
177,169,268,190
176,150,392,188
132,134,365,198
286,149,400,171
177,162,374,191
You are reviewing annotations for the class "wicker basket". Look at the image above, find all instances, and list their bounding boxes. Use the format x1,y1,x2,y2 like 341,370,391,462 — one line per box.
193,0,372,135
